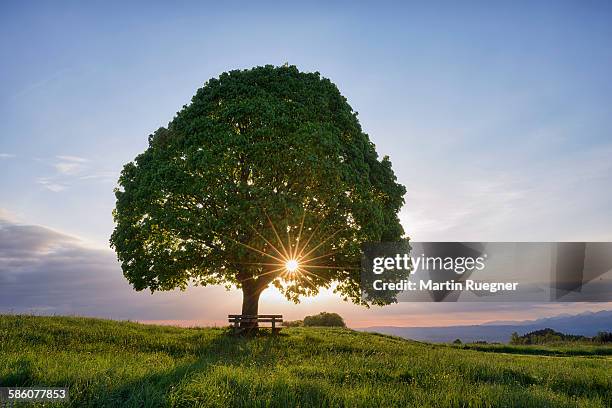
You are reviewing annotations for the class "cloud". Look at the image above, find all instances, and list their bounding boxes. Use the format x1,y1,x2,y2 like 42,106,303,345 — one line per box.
0,153,16,159
0,208,19,222
37,178,67,192
54,155,88,175
78,171,117,182
0,215,239,321
1,214,610,327
11,67,77,100
401,144,612,241
55,155,88,163
33,156,116,192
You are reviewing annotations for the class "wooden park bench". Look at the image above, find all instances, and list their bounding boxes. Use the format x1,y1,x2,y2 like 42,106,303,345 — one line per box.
228,314,283,334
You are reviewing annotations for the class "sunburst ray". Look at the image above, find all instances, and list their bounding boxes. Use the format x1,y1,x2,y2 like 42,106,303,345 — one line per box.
264,209,291,260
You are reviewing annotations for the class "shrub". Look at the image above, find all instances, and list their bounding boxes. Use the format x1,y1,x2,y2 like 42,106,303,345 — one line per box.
282,320,303,327
510,328,588,345
593,331,612,343
303,312,346,327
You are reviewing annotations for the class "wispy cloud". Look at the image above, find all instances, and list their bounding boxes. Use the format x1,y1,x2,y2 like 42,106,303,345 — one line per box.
34,155,114,193
11,67,77,100
78,171,117,182
0,208,20,222
0,153,16,159
54,155,89,175
401,144,612,241
37,178,67,193
56,155,88,163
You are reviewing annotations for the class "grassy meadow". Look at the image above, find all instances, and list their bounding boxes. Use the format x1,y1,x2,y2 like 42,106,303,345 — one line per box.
0,315,610,407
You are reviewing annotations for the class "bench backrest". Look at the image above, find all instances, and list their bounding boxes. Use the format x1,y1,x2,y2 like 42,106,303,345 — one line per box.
228,315,283,325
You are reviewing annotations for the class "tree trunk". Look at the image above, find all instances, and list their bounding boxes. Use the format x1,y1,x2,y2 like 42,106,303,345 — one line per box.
240,285,262,329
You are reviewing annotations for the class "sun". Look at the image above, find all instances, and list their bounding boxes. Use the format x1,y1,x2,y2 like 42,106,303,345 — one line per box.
225,208,355,287
285,259,299,273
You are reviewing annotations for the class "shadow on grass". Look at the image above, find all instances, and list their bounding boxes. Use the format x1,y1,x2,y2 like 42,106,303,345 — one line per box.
82,331,289,407
0,330,292,407
2,358,35,385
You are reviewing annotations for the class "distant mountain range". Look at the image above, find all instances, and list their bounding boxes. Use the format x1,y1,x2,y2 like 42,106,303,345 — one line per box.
359,310,612,343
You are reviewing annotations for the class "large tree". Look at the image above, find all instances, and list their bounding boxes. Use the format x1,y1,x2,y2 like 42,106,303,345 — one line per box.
110,65,406,324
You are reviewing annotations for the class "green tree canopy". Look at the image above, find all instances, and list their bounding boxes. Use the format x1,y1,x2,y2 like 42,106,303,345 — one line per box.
110,65,407,319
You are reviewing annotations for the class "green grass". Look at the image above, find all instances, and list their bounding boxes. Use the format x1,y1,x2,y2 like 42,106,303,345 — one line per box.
0,315,610,407
456,342,612,357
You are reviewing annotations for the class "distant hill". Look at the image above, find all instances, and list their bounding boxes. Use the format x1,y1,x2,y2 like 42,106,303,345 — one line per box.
360,310,612,343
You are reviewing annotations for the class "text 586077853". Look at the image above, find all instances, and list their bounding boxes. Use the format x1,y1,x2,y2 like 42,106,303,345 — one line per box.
0,387,69,402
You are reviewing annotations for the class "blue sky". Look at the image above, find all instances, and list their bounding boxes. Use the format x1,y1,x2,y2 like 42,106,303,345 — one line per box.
1,1,612,326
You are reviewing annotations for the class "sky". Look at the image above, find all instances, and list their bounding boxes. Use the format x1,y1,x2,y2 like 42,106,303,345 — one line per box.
1,1,612,327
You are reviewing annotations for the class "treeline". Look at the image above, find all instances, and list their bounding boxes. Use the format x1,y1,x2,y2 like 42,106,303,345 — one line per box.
510,328,612,345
